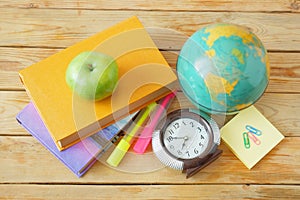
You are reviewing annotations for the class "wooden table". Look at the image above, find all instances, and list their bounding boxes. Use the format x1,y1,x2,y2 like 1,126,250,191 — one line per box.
1,1,299,199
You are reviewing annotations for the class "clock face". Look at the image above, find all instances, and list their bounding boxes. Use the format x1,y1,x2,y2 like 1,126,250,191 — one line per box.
163,117,210,159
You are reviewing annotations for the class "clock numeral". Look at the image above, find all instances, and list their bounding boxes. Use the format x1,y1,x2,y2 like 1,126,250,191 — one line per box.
197,127,202,132
182,121,187,126
201,135,205,140
185,151,190,157
166,136,173,143
173,122,179,130
177,150,182,155
190,121,194,127
170,145,174,149
199,142,203,147
168,129,174,135
194,148,199,154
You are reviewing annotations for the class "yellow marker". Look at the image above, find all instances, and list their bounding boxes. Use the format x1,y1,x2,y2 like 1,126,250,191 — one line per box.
106,102,157,167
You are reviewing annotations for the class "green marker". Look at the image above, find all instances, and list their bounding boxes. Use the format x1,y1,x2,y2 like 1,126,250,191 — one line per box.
106,102,157,167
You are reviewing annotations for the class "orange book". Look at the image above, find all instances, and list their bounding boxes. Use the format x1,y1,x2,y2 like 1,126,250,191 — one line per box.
19,16,177,150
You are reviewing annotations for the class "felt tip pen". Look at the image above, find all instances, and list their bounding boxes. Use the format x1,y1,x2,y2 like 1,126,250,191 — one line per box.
106,102,157,167
133,91,176,154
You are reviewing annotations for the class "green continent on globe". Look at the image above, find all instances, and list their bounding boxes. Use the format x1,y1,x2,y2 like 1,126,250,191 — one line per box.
177,23,270,114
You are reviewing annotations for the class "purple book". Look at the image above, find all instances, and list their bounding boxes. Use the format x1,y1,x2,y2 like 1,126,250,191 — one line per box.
16,103,135,177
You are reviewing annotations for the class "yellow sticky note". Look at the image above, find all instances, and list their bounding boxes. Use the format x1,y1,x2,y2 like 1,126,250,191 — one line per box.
221,106,284,169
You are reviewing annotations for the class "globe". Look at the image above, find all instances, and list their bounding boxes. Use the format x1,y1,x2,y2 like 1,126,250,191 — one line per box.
176,23,270,114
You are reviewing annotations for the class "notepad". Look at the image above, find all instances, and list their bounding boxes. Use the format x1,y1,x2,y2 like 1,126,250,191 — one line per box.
19,16,177,150
221,106,284,169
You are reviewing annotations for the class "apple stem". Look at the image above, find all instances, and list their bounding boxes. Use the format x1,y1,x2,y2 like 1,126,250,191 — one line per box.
88,64,94,71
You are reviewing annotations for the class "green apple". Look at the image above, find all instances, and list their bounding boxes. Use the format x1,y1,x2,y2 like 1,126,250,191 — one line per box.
66,51,118,101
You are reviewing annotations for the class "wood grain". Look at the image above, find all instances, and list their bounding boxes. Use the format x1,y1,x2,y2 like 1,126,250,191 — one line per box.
1,47,299,93
1,91,299,136
0,47,60,90
1,184,299,200
256,93,300,136
1,8,299,51
0,91,29,135
1,1,299,198
0,0,299,12
172,92,300,137
0,136,298,184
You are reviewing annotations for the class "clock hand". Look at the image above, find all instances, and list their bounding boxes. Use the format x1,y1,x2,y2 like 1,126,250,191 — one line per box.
181,136,189,150
172,136,185,139
181,141,186,150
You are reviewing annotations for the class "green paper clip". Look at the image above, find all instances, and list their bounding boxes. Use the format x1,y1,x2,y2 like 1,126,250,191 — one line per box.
243,132,250,149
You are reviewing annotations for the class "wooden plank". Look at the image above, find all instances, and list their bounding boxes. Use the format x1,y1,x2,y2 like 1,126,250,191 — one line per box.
0,136,298,184
0,91,29,135
177,51,300,91
0,47,60,90
1,91,299,136
145,51,300,94
0,1,298,197
0,0,299,12
0,184,299,199
171,92,300,137
1,8,299,51
266,52,300,93
256,93,300,137
1,47,299,93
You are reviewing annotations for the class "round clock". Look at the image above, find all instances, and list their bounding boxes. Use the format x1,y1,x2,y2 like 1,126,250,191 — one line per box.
152,109,222,178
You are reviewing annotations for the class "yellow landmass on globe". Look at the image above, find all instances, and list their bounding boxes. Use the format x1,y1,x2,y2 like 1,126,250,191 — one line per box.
204,73,252,112
202,24,268,64
202,24,270,79
203,24,257,48
206,49,216,58
204,73,238,96
264,54,270,78
232,48,245,64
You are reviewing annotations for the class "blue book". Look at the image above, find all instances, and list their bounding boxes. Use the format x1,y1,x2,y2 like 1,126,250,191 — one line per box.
16,103,135,177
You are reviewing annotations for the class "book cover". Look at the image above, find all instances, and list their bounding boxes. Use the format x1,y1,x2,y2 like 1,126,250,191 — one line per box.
19,16,177,150
16,103,136,177
221,106,285,169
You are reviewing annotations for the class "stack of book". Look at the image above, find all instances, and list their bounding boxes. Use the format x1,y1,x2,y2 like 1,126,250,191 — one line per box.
16,16,177,177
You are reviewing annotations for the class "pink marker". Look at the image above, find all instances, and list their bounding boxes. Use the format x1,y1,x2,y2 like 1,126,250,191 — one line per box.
133,91,176,154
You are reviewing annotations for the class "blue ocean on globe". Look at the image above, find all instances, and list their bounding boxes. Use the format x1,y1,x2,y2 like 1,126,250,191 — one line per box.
177,23,270,114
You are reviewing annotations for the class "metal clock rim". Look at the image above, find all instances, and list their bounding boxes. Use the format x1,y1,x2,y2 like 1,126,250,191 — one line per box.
159,110,214,161
152,109,221,171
